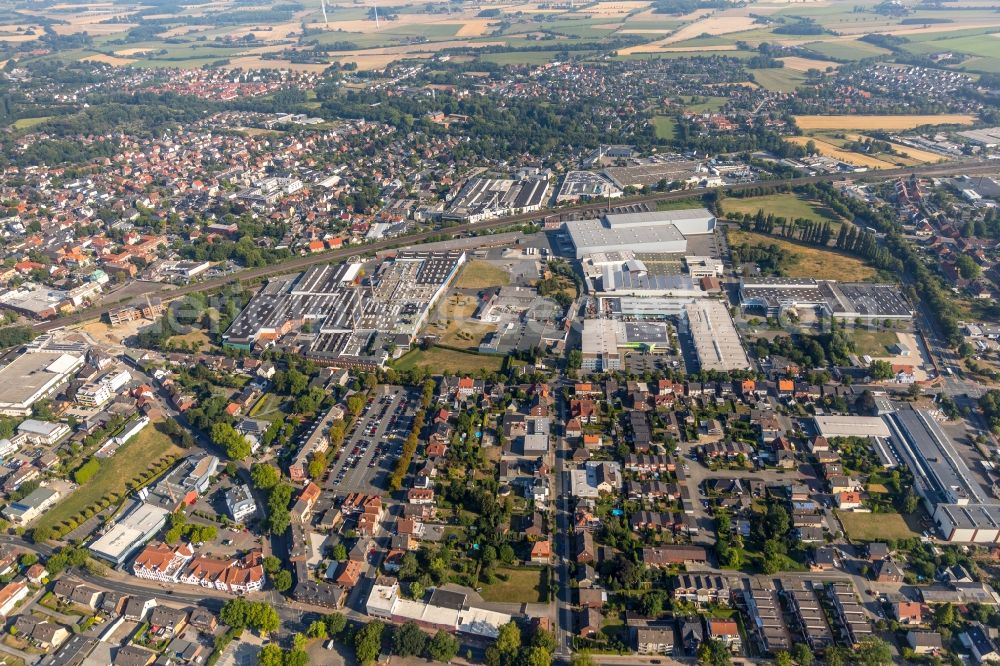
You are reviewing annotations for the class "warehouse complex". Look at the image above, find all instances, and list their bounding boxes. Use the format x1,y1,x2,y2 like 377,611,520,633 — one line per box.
564,208,716,259
225,250,465,367
738,277,913,321
0,349,85,417
682,300,750,373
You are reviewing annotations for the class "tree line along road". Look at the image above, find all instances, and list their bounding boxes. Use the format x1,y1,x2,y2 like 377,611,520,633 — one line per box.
31,158,998,335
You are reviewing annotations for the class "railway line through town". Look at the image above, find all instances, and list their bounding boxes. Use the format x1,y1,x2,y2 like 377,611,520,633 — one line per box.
28,159,999,335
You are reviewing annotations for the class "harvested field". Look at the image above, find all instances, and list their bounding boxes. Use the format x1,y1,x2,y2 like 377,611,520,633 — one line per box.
785,136,897,169
846,134,946,163
585,1,651,16
662,14,757,44
82,53,135,66
794,114,977,131
455,19,494,37
779,56,839,71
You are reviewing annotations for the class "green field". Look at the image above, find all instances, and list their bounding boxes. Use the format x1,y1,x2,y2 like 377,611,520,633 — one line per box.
454,260,510,289
392,346,503,374
750,67,806,92
725,194,842,225
849,329,901,357
479,567,546,603
35,423,182,534
11,116,52,130
728,229,877,281
836,510,921,541
682,95,727,113
652,115,677,141
802,39,891,61
480,51,570,65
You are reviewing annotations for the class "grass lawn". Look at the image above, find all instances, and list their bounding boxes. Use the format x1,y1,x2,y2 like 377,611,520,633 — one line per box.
652,115,677,141
725,193,842,225
392,346,503,374
479,567,546,603
454,260,510,289
424,319,497,351
836,510,921,541
850,329,900,357
728,229,877,281
249,393,284,419
750,67,806,92
36,423,182,533
11,116,51,130
682,95,727,113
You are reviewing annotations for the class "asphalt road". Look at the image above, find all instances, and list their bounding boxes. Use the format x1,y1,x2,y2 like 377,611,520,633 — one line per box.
30,159,998,334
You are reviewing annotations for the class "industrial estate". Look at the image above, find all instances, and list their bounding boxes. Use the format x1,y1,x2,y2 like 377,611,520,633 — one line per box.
2,0,1000,665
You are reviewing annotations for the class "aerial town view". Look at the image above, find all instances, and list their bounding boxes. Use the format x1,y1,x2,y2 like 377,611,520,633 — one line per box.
3,0,1000,666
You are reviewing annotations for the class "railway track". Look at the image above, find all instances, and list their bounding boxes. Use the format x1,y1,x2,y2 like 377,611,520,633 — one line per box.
31,158,998,333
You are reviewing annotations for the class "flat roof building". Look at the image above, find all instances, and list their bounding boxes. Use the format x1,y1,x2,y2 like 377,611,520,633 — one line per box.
682,300,750,372
813,416,891,439
0,350,85,417
89,502,171,564
581,319,621,372
564,209,715,259
739,277,912,320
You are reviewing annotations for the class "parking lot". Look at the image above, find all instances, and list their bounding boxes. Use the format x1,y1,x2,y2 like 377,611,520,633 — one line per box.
321,385,415,501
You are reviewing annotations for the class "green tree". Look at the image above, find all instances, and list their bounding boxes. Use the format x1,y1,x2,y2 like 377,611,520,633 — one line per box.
258,643,284,666
392,622,428,657
426,630,459,663
855,637,893,666
263,556,282,574
354,620,384,665
251,464,280,490
324,613,347,636
571,654,596,666
791,643,814,666
271,569,292,593
523,646,551,666
307,620,328,640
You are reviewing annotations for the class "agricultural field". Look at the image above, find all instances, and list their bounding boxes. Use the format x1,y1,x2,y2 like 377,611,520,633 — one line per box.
836,510,921,542
727,229,878,282
724,194,842,225
786,135,898,169
794,114,978,131
34,422,182,534
750,67,807,93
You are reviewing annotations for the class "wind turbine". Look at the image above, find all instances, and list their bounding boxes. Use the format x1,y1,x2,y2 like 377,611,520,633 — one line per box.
372,0,380,30
320,0,329,27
